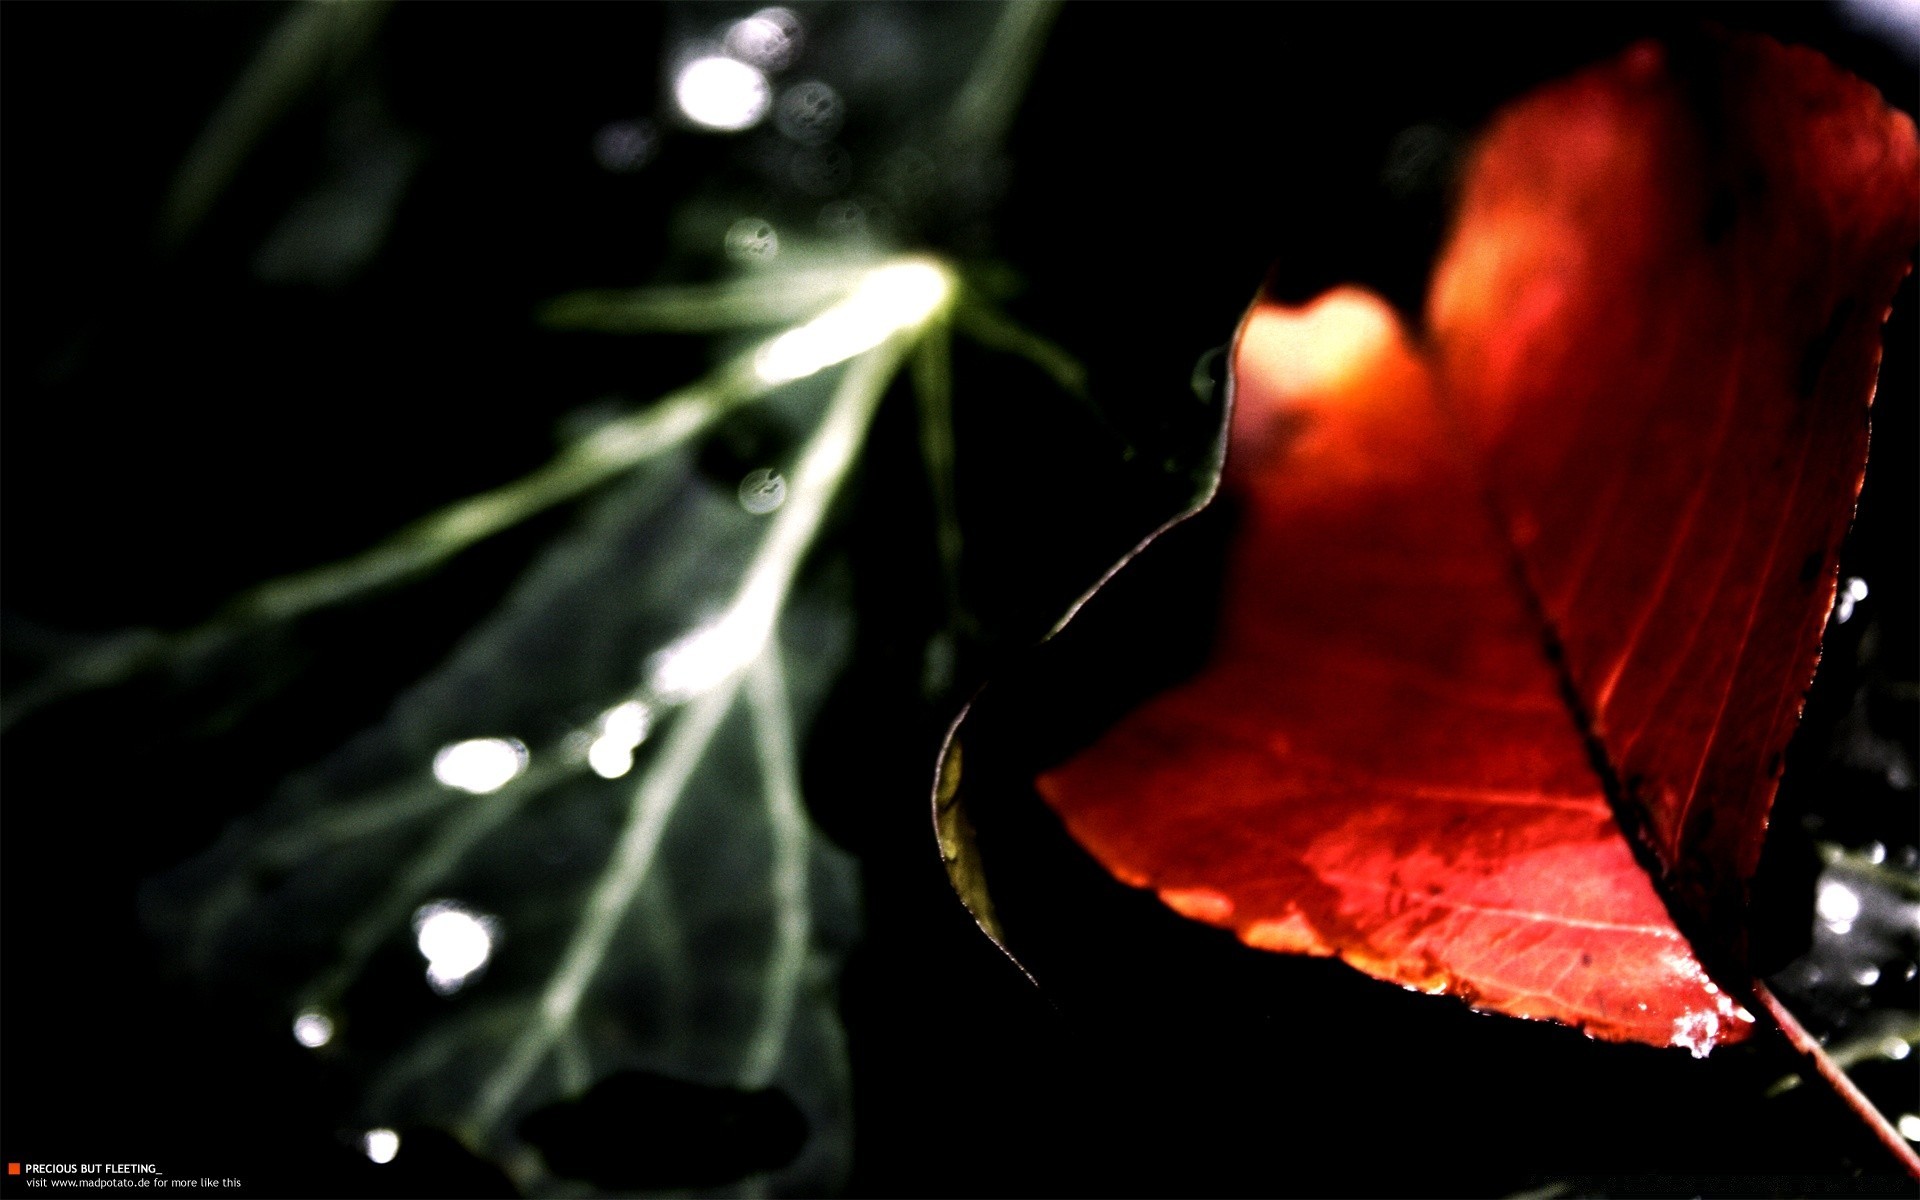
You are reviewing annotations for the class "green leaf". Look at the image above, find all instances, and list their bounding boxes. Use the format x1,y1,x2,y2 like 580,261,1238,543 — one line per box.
141,349,900,1193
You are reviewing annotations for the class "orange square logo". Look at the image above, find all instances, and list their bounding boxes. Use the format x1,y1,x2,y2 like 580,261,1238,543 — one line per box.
7,1164,20,1175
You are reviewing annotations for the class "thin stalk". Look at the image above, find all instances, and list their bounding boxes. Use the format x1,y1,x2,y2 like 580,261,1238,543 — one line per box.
954,293,1088,398
912,321,967,634
738,645,811,1091
540,264,867,334
943,0,1062,152
1753,980,1920,1177
163,0,388,244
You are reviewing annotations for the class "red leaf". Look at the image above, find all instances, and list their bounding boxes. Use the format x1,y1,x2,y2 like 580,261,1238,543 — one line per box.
1035,34,1918,1055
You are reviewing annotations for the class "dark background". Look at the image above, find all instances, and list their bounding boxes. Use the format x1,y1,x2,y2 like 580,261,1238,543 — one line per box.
3,4,1915,1196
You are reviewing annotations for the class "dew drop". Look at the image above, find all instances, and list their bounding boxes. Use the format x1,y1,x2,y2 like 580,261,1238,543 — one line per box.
1835,576,1870,623
1669,1010,1719,1058
675,56,770,131
431,738,528,795
587,699,652,779
738,468,787,514
1816,880,1861,925
363,1129,400,1165
725,7,803,70
412,900,498,995
291,1010,334,1049
776,80,843,144
725,217,779,263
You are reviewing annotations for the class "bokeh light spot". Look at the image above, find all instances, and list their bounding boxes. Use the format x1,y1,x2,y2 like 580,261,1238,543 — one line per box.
725,7,803,70
738,468,787,515
291,1010,334,1049
431,738,528,795
363,1129,400,1165
725,217,780,262
675,56,770,131
412,901,498,995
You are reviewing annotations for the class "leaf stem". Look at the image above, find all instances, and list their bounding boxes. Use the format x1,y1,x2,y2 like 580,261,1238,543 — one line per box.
942,0,1062,152
468,331,924,1136
953,294,1088,398
470,671,741,1134
163,0,388,244
739,645,811,1091
539,264,867,334
1752,980,1920,1177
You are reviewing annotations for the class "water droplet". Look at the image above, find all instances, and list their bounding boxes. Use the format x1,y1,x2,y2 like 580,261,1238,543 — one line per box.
1885,1038,1913,1061
363,1129,400,1165
291,1010,334,1049
431,738,528,795
1817,880,1862,926
738,468,787,514
725,217,779,263
1866,841,1888,865
600,700,652,746
725,7,803,70
1899,1114,1920,1143
412,901,498,995
675,56,771,132
1855,965,1882,986
1669,1010,1720,1058
776,80,843,144
592,119,657,173
1835,576,1871,623
587,738,634,780
587,700,652,779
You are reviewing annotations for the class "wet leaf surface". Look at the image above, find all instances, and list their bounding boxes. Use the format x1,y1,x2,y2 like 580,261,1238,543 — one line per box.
1426,34,1920,954
143,387,863,1194
969,32,1919,1053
